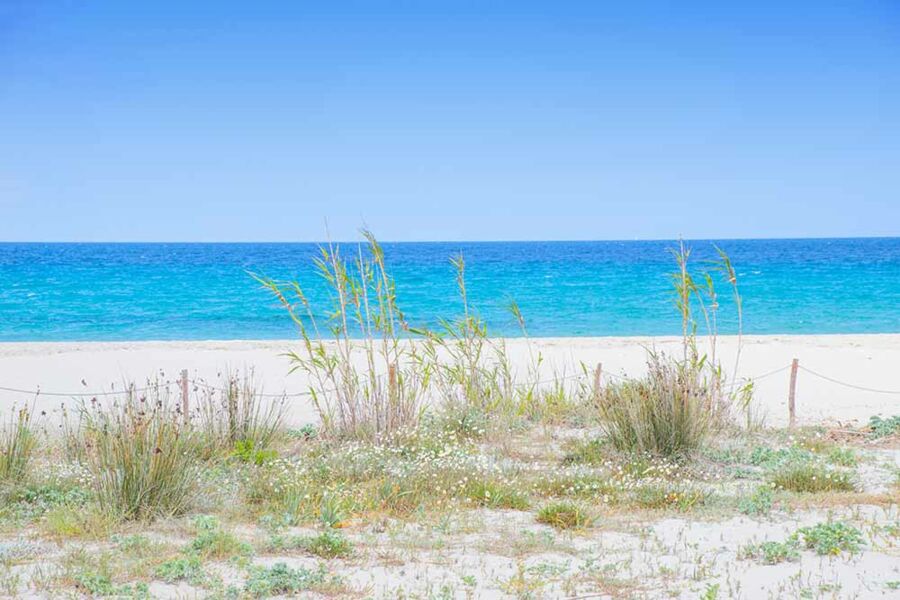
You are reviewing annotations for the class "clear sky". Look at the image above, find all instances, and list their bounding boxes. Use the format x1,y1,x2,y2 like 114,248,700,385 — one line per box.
1,1,898,242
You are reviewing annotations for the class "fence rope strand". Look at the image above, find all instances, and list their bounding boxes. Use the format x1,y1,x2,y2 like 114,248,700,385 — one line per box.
1,362,897,397
798,365,900,395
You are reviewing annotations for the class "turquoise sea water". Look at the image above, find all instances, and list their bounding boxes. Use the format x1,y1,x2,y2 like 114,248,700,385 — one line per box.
0,239,898,341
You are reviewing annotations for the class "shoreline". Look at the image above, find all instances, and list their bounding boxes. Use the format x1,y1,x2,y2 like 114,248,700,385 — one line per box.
2,334,899,427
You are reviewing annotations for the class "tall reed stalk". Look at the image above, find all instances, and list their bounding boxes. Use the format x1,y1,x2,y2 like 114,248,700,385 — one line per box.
598,242,750,456
255,231,430,441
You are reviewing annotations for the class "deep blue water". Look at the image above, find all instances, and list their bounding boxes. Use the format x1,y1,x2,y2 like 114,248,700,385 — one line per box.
0,239,898,341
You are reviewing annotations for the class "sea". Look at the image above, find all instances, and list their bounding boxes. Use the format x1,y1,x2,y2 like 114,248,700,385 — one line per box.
0,238,898,341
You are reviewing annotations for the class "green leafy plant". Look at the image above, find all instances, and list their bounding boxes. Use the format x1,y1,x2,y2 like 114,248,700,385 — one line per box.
740,538,800,564
798,521,864,555
154,556,204,584
244,562,340,598
189,515,253,560
738,485,775,516
303,530,353,558
231,439,277,466
868,415,900,439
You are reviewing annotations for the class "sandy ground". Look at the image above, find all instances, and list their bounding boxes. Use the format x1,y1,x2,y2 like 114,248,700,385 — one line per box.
1,335,899,427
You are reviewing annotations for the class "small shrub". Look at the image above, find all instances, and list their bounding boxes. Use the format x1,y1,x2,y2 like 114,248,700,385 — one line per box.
826,447,857,467
231,439,277,466
740,538,800,564
798,521,865,555
738,485,775,516
749,445,813,469
244,562,340,598
869,415,900,439
287,424,318,440
304,531,353,558
189,515,253,560
768,462,856,493
701,583,721,600
73,571,116,596
154,556,204,583
0,408,36,483
535,502,594,529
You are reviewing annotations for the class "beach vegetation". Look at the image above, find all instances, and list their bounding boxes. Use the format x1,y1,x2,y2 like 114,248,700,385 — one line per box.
740,538,800,564
73,384,201,520
254,231,431,441
194,370,286,459
868,414,900,438
536,501,595,529
798,521,865,555
595,242,750,458
0,406,36,483
767,460,856,493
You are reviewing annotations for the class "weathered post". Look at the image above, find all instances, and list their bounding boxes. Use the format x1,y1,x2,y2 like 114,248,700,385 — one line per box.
592,362,603,404
180,369,190,425
788,358,799,428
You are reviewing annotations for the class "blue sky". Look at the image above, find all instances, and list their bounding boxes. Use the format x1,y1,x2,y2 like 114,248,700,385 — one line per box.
1,1,898,241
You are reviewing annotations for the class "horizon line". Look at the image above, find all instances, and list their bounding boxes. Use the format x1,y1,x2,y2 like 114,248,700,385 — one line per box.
1,234,899,245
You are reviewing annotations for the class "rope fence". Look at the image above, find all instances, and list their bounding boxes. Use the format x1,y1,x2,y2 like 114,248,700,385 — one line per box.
2,358,899,427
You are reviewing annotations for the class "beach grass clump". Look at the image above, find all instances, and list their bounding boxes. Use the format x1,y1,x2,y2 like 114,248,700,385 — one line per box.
630,482,708,511
596,242,752,458
767,460,856,494
597,352,727,457
75,385,201,521
255,231,431,442
194,370,286,459
464,479,530,510
0,407,36,484
535,501,595,529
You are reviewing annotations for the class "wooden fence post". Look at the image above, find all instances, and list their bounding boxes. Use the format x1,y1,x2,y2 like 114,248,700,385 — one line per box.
180,369,190,425
388,363,397,403
592,363,603,404
788,358,799,428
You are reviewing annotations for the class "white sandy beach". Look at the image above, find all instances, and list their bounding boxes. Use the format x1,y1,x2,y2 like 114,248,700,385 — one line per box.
1,334,898,428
